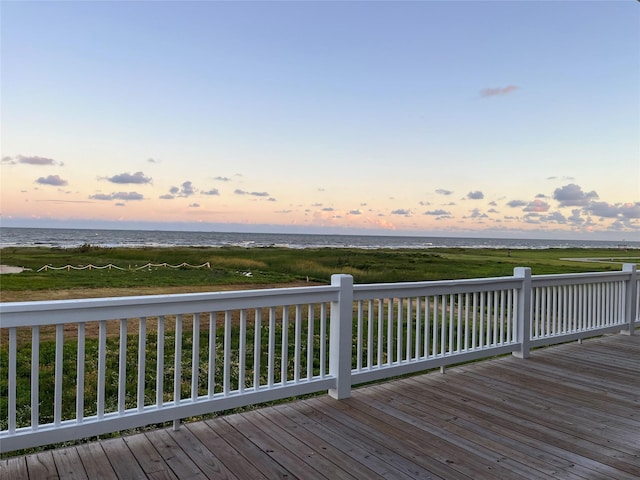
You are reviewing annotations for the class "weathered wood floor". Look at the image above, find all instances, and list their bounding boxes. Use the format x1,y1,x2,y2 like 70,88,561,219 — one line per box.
2,333,639,479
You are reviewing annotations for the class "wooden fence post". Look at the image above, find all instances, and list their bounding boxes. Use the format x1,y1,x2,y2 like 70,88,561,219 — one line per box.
513,267,532,359
329,274,353,399
622,263,637,335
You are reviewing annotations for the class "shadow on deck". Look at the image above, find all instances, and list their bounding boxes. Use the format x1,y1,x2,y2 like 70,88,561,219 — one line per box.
2,333,639,480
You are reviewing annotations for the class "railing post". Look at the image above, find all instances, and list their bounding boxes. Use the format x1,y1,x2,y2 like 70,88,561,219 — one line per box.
513,267,532,359
622,263,637,335
329,274,353,399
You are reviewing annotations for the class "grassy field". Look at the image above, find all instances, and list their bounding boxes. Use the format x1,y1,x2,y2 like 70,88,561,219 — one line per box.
1,244,637,301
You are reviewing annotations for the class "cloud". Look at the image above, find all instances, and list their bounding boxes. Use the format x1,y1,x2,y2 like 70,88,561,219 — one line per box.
543,211,567,224
214,176,232,182
586,201,640,219
436,189,453,196
480,85,519,97
547,176,575,181
424,209,450,216
523,199,550,212
568,209,585,225
234,189,270,197
349,209,362,215
391,209,411,216
466,208,488,219
587,201,621,218
189,203,200,208
553,184,598,207
36,175,68,186
147,158,160,164
4,155,62,166
507,200,527,208
89,192,144,201
467,191,484,200
159,194,174,200
167,181,196,197
22,155,62,166
322,207,334,212
202,188,220,196
621,202,640,219
106,171,152,184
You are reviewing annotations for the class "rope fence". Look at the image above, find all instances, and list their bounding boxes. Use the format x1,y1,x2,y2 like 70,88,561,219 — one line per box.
37,262,211,272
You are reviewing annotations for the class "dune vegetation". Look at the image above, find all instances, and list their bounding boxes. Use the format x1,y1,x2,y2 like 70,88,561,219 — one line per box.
1,245,636,301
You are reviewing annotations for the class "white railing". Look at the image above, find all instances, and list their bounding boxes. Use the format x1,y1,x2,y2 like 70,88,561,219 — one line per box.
1,264,637,453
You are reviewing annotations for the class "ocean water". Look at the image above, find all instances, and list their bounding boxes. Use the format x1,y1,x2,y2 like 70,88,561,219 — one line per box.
1,227,637,250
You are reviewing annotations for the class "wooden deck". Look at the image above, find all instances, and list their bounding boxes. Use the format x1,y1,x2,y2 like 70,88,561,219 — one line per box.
2,333,639,479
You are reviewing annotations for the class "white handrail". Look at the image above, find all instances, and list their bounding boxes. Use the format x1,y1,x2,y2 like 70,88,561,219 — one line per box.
1,265,637,453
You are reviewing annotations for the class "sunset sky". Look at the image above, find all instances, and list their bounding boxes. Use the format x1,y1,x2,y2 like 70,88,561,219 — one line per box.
2,1,638,240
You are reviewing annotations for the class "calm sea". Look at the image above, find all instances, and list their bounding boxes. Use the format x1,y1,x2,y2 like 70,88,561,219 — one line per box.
0,227,637,250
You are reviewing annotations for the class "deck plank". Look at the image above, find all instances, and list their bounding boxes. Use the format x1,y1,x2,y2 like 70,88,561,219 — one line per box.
75,443,117,480
144,429,206,480
275,402,416,479
2,333,638,479
185,421,268,480
203,416,293,479
0,456,27,480
224,412,333,479
51,447,87,480
165,423,239,480
100,437,148,480
123,433,177,480
25,451,58,479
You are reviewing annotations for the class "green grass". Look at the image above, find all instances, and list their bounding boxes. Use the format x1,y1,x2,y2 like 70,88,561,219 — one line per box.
1,245,636,293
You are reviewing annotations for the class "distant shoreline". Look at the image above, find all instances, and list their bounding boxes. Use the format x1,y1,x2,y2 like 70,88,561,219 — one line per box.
2,226,637,250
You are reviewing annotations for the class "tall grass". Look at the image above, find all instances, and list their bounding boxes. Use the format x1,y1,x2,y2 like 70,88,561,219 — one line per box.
1,245,631,295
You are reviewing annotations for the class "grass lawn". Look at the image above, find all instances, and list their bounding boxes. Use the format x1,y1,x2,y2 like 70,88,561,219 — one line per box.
1,245,637,301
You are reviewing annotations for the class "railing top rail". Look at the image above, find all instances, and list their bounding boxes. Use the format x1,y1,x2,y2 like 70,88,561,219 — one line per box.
353,275,520,299
531,270,632,287
0,285,340,328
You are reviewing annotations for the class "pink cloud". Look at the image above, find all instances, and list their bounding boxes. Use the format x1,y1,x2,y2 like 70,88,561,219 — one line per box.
480,85,519,97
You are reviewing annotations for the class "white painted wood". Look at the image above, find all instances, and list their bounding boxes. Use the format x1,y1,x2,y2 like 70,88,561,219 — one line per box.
8,328,16,433
239,309,246,393
174,314,183,404
268,307,275,388
97,320,106,419
329,274,353,399
31,327,39,430
138,317,146,410
77,323,85,423
190,314,199,401
118,319,127,415
54,324,63,427
2,266,636,453
281,306,289,385
207,312,215,397
156,316,165,406
513,267,531,359
307,304,314,380
294,305,301,382
254,308,262,390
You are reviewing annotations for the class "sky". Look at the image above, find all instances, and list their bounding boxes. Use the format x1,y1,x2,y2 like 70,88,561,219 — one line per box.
1,0,639,241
